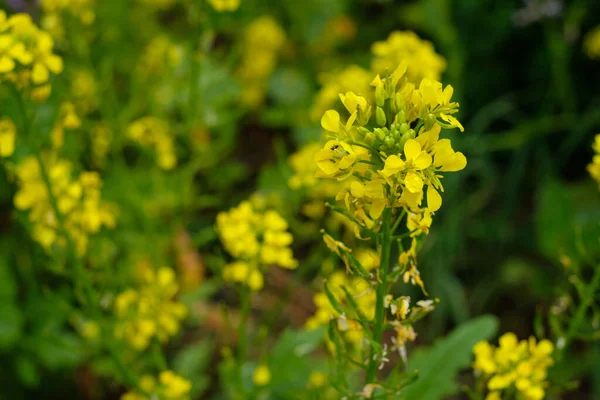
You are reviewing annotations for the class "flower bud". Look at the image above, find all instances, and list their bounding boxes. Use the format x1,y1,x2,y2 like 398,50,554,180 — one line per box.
397,109,406,124
399,122,409,134
395,93,405,113
364,131,375,145
376,107,387,127
384,137,395,149
375,84,386,107
374,128,386,141
424,113,437,131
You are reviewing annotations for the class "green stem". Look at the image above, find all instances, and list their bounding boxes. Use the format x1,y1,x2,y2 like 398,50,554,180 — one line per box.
237,285,252,396
561,265,600,356
367,207,393,383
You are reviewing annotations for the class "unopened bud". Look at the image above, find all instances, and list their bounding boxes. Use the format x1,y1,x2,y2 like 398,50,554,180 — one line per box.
364,132,375,145
399,122,409,134
375,84,386,107
424,113,437,131
374,128,386,141
395,93,405,113
376,107,387,127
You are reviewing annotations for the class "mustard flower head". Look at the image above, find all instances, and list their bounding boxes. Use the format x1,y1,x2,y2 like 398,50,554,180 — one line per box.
315,62,465,236
473,333,554,400
587,134,600,186
121,370,191,400
584,26,600,60
51,101,82,149
238,16,286,107
127,116,177,170
13,156,116,255
0,12,63,101
138,36,183,78
306,271,376,344
217,200,297,291
0,117,16,158
209,0,240,12
114,266,187,350
371,31,446,84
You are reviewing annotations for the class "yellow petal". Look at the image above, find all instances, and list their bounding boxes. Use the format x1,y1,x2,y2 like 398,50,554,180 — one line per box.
350,181,365,198
369,199,385,219
364,180,384,199
404,139,421,162
321,110,340,133
32,63,49,84
404,171,423,194
414,152,432,170
427,186,442,212
45,54,64,74
346,110,357,131
0,56,14,73
380,155,404,177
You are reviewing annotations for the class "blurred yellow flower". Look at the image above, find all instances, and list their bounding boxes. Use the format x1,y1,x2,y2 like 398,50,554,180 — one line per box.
587,134,600,186
252,364,271,386
114,266,187,350
371,31,446,83
209,0,240,12
121,370,191,400
0,117,16,158
473,333,554,400
584,26,600,60
127,117,177,170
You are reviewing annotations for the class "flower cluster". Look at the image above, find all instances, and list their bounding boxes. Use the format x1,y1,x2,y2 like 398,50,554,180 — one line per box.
315,62,465,237
473,333,554,400
121,370,192,400
40,0,96,40
217,200,297,291
238,16,286,107
14,156,116,255
114,266,187,350
587,134,600,186
584,26,600,60
371,31,446,83
306,270,376,344
0,11,63,102
209,0,240,12
127,116,177,170
0,117,16,158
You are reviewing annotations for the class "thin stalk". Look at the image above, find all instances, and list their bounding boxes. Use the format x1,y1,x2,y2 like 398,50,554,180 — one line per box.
561,265,600,356
367,207,393,383
237,285,252,396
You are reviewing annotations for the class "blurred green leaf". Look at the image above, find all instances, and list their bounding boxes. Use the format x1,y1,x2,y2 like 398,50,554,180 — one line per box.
400,315,499,400
173,339,214,397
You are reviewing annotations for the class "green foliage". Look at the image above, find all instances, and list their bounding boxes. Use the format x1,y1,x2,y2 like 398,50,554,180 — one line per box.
401,315,499,400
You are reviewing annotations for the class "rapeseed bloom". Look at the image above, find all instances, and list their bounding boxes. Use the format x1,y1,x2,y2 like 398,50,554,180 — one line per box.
473,333,554,400
14,155,116,254
217,200,297,291
127,117,177,170
587,134,600,186
114,265,187,350
121,370,191,400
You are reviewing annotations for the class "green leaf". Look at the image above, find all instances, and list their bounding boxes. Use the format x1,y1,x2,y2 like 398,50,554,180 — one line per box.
399,315,499,400
173,339,214,397
0,303,23,350
268,328,325,394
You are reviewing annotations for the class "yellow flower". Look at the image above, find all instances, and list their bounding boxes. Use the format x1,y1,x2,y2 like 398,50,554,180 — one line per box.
14,155,116,255
0,117,16,157
473,333,554,400
371,31,446,84
584,26,600,60
209,0,240,12
114,266,187,350
217,200,297,290
588,134,600,187
127,117,177,170
311,65,372,121
252,365,271,386
238,16,286,108
121,370,191,400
